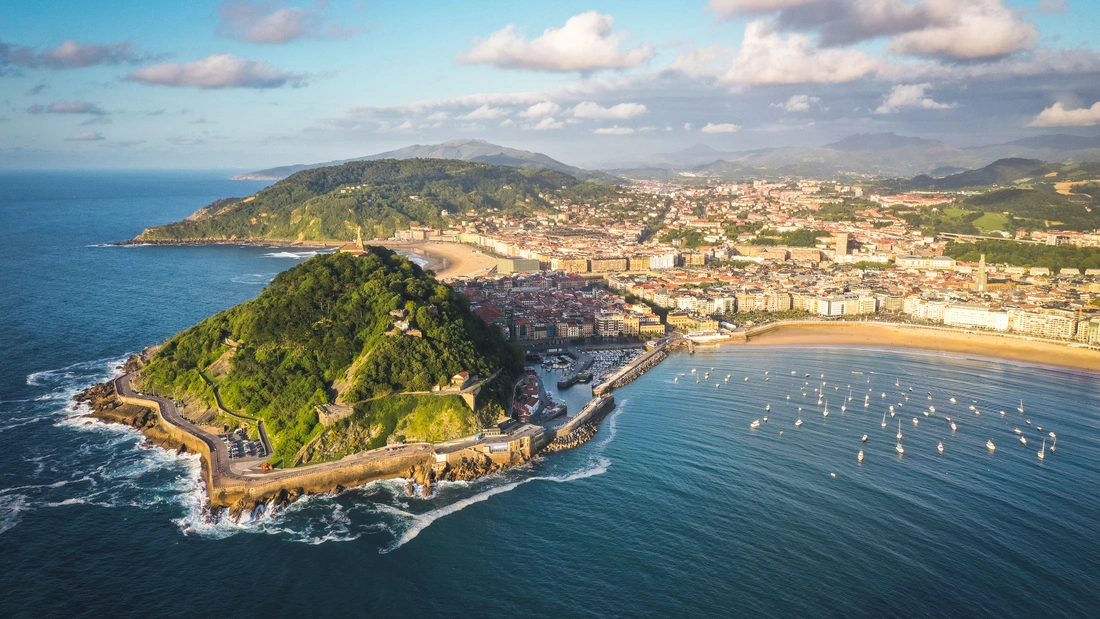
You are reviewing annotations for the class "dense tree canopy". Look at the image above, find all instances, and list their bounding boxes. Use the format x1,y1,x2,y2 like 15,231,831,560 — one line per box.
139,249,522,465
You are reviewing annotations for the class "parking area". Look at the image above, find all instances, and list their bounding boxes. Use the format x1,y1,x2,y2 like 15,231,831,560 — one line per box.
220,429,266,459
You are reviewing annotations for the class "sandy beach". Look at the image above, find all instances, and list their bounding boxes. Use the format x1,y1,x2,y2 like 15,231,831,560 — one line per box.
382,241,496,279
739,322,1100,373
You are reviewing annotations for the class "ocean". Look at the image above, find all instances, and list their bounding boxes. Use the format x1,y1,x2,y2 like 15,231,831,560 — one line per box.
1,171,1098,618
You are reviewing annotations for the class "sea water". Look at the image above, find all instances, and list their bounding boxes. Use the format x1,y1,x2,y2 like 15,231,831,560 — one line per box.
1,171,1098,617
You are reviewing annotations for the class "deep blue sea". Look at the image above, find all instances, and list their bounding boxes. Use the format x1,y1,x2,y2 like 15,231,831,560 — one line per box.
2,171,1099,618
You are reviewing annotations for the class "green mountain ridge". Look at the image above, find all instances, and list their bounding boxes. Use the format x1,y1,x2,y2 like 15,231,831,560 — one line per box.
137,249,523,467
138,158,590,242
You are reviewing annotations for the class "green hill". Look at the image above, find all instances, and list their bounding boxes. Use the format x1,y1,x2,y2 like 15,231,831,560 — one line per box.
136,249,523,467
137,158,584,242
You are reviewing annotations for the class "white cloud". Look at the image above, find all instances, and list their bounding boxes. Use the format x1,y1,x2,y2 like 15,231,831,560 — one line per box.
2,39,150,69
673,21,884,86
775,94,820,112
888,0,1037,60
572,101,646,119
520,101,561,118
1028,101,1100,127
425,111,449,121
125,54,307,88
701,122,741,133
457,11,653,72
64,131,105,141
27,100,107,115
594,125,635,134
217,0,358,44
683,123,693,130
532,116,564,130
500,119,515,127
462,104,509,119
874,83,957,114
706,0,815,17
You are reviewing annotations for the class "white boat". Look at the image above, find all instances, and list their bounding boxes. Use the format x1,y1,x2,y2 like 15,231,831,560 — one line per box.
766,404,771,411
937,442,944,454
862,434,868,442
795,419,803,427
897,420,903,441
691,368,696,374
1038,439,1045,460
974,410,980,416
823,399,830,418
744,377,749,382
896,443,904,455
841,404,846,412
969,405,976,411
986,439,996,452
858,450,864,463
1020,436,1027,445
1018,399,1024,413
882,392,886,398
999,410,1005,416
1049,431,1056,439
696,379,700,384
1014,428,1022,435
949,397,956,404
750,420,760,429
929,406,935,413
674,377,678,382
913,418,919,426
786,395,790,400
716,383,720,388
881,411,887,428
1050,435,1056,453
895,377,900,387
763,416,769,423
951,421,958,432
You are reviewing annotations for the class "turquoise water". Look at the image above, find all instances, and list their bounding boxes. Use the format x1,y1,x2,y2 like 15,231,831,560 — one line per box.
1,171,1098,617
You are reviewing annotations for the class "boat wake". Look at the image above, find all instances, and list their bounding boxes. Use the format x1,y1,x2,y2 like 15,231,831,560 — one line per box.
263,250,321,259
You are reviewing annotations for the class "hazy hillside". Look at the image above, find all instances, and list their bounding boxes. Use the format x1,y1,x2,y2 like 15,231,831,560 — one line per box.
233,138,614,182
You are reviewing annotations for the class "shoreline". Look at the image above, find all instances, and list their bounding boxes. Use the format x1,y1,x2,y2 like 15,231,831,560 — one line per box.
114,238,495,279
733,322,1100,373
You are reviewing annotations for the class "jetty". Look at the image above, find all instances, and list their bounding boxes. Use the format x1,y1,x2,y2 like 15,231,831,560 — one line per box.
592,342,669,395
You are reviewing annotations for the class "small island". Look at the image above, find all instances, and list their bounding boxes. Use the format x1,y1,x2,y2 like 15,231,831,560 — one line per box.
77,248,619,519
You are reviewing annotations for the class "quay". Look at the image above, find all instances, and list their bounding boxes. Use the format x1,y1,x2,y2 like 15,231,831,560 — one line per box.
592,342,669,395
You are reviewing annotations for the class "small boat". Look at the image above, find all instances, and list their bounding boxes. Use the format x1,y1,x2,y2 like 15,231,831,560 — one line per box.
674,377,678,382
949,397,956,404
889,405,894,412
896,443,904,455
744,377,749,382
766,404,771,411
696,379,700,384
986,439,996,452
1018,399,1024,413
1049,432,1056,439
750,420,760,429
691,368,696,374
823,399,830,418
795,419,803,427
881,411,887,428
1026,419,1032,425
881,393,886,398
786,395,790,400
1050,435,1056,453
895,377,900,387
999,410,1005,416
929,406,935,413
969,405,976,411
841,404,846,412
724,377,729,383
763,416,769,423
858,450,864,463
897,420,903,441
861,434,868,442
937,442,944,454
950,421,957,432
1014,428,1022,435
1020,436,1027,445
1038,439,1045,460
791,371,796,375
1037,426,1043,432
716,383,720,388
913,418,919,426
974,410,980,416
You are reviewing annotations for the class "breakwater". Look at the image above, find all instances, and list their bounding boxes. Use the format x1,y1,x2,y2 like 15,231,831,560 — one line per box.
540,394,616,452
592,344,668,395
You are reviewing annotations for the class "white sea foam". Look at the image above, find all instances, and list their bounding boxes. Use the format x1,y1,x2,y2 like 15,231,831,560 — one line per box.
0,493,29,535
263,251,319,259
383,456,611,553
231,272,277,285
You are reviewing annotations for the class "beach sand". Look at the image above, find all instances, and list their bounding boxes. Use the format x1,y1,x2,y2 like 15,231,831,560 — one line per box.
382,241,496,279
739,323,1100,373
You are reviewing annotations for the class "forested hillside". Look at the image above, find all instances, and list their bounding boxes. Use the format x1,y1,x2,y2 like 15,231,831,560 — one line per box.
137,249,523,466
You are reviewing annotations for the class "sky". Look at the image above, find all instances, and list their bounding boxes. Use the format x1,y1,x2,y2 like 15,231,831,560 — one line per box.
2,0,1100,170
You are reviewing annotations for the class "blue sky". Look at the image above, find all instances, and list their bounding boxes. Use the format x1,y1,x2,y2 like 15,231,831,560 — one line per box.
2,0,1099,169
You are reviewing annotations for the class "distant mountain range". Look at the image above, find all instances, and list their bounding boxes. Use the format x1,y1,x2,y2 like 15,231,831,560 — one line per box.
233,139,613,182
596,133,1100,179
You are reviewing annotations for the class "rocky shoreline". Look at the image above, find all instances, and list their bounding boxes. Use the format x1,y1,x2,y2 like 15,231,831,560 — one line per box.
74,364,536,521
542,421,600,452
114,237,342,248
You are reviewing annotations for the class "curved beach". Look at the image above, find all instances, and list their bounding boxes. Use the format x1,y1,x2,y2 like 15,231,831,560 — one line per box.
739,322,1100,373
